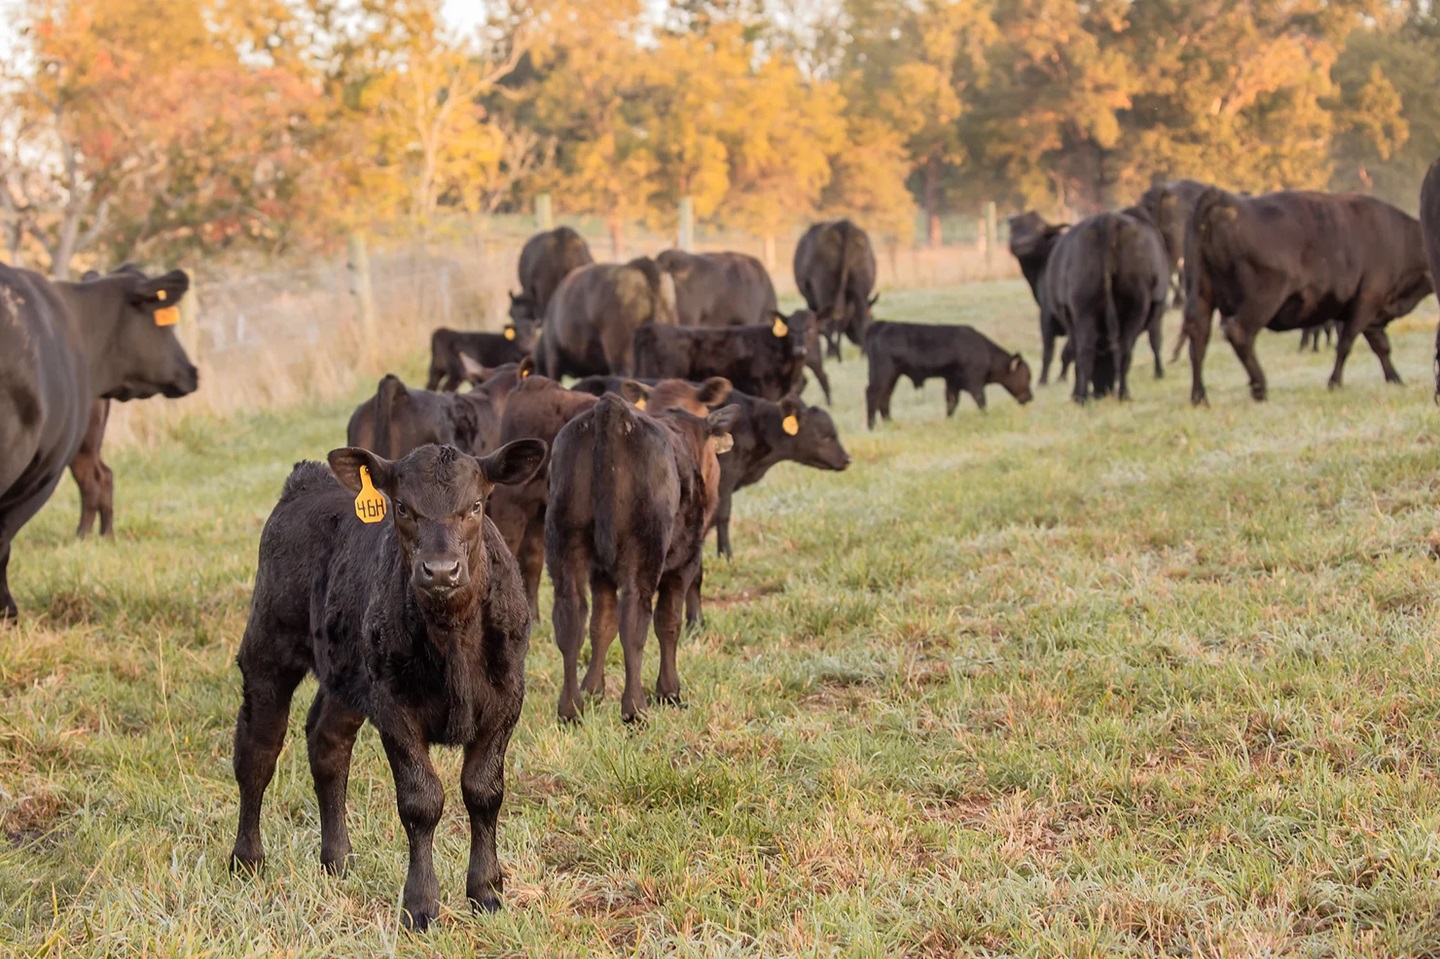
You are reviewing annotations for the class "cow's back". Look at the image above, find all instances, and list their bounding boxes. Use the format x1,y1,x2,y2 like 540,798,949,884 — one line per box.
0,266,90,504
520,227,595,315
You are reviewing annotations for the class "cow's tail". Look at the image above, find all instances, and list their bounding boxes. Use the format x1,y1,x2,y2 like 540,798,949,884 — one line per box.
1103,217,1122,362
591,394,630,571
834,222,854,326
626,256,676,324
1183,187,1234,312
373,374,406,459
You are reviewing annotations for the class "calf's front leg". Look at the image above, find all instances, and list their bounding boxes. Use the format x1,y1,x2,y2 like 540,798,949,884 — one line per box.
381,732,445,931
463,719,518,913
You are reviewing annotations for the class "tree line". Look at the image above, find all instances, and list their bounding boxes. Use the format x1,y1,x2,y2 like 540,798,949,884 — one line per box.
3,0,1436,276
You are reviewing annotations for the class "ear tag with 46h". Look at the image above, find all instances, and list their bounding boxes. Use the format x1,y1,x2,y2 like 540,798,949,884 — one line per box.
354,466,387,524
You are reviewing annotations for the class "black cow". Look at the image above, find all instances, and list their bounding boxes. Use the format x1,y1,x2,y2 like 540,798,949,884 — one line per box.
794,219,878,360
570,377,850,560
1042,210,1170,402
546,392,738,722
656,249,778,327
0,264,198,619
864,322,1033,428
426,326,534,392
347,363,526,459
229,440,546,930
539,259,677,378
1006,212,1071,384
632,313,811,401
1183,189,1433,404
1136,179,1212,307
1421,157,1440,398
509,226,594,326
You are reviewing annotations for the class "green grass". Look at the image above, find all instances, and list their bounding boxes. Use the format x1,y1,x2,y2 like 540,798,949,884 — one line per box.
6,280,1440,956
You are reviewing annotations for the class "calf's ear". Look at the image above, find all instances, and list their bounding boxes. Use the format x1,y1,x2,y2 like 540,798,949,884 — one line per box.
1010,353,1024,372
128,269,190,310
706,404,742,454
478,439,547,488
329,447,396,496
459,352,489,383
778,395,804,433
621,380,653,409
517,355,537,379
696,377,732,407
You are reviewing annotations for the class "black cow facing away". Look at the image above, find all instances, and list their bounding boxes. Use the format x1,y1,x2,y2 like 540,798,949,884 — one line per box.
348,363,526,459
1421,157,1440,399
546,391,738,722
1183,189,1433,404
539,259,677,378
1136,179,1212,307
864,322,1033,428
794,219,878,360
657,249,778,327
230,440,547,931
426,326,535,392
510,226,594,326
632,313,811,401
1,264,198,619
1042,210,1170,402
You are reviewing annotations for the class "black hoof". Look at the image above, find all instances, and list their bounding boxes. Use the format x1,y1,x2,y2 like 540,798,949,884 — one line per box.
471,896,502,914
401,909,436,932
230,853,264,877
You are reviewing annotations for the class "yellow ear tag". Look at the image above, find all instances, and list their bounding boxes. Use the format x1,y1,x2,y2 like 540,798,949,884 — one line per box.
782,414,800,436
156,289,167,301
354,466,387,524
154,306,180,326
772,316,789,337
504,326,516,341
635,397,647,411
520,366,531,379
712,432,734,454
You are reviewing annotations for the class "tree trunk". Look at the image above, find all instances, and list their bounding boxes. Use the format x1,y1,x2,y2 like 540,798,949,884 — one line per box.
925,156,942,248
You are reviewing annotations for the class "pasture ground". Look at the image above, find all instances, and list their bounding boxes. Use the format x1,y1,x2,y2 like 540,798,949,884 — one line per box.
5,281,1440,957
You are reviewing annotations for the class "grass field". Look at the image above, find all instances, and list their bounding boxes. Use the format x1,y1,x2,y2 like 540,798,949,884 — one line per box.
6,280,1440,957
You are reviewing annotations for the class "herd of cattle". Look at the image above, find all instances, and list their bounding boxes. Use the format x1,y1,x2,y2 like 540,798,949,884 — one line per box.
8,160,1440,929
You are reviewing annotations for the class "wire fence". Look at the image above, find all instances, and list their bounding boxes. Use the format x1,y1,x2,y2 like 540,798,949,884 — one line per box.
103,220,1020,447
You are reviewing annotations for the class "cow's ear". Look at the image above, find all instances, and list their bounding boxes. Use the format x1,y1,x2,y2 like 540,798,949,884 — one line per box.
329,447,396,497
778,395,803,435
128,269,190,310
477,439,547,489
696,377,732,407
1010,353,1024,372
706,404,741,454
459,352,489,383
620,380,652,410
517,356,536,379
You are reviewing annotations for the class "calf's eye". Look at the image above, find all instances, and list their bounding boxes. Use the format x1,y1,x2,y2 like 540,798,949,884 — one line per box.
471,500,483,515
393,501,408,518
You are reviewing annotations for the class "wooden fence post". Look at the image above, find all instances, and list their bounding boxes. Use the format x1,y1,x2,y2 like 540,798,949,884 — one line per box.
348,232,377,357
677,196,694,250
983,201,998,268
535,194,553,231
178,270,202,364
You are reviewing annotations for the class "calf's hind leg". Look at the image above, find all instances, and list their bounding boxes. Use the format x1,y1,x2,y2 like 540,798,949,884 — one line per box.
654,570,690,706
581,573,619,698
231,635,307,873
305,690,365,875
618,573,660,722
547,540,589,721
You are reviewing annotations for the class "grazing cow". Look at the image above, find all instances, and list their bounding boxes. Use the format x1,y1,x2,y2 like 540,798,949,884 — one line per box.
539,259,677,378
546,390,739,722
348,362,528,459
1299,320,1338,353
1006,212,1071,384
1136,179,1212,307
426,326,534,392
509,226,594,326
1183,189,1433,404
229,440,547,930
656,249,778,327
490,375,733,619
68,399,114,539
794,219,878,360
864,322,1033,428
0,264,198,619
1421,157,1440,398
1042,210,1170,402
632,313,811,401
